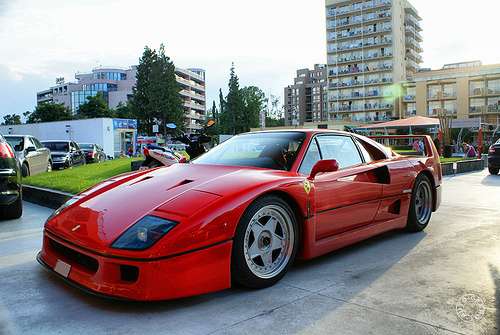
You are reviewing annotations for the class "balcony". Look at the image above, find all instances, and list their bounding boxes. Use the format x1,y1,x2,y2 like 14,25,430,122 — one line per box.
404,14,422,31
405,49,423,63
405,26,423,42
326,0,391,18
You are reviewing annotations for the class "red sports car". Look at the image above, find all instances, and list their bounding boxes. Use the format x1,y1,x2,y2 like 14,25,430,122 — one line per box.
37,130,442,300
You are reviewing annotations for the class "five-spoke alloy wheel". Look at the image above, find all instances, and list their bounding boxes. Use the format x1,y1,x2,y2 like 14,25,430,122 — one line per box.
232,195,297,288
406,174,433,232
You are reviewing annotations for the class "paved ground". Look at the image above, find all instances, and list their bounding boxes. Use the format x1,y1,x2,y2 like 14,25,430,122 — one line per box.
0,169,499,334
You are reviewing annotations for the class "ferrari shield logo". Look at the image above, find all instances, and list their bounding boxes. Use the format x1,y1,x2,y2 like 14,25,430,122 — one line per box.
303,181,311,194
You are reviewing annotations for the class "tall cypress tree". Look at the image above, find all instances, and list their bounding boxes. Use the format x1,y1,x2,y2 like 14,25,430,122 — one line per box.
131,44,184,135
222,63,245,135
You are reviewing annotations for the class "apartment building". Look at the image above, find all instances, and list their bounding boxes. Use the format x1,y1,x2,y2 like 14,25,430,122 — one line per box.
284,64,328,126
402,61,500,125
36,66,206,134
326,0,422,123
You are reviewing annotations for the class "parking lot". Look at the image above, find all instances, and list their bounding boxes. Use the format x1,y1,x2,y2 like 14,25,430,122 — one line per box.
0,169,499,335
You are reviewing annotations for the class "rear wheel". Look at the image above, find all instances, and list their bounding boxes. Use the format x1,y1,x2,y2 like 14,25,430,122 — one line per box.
21,163,29,178
46,160,52,173
0,191,22,220
406,174,433,232
488,166,499,175
231,195,297,288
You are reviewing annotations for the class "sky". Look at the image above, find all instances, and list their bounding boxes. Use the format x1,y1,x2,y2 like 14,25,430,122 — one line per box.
0,0,499,122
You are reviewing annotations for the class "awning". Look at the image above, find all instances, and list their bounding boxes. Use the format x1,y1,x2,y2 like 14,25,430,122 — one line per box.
358,116,440,129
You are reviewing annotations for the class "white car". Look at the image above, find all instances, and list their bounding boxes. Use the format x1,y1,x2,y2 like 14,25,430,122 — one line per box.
5,135,52,177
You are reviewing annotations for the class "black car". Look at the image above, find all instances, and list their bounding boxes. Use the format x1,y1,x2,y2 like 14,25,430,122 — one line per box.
78,143,107,164
41,140,85,169
0,133,22,219
488,139,500,175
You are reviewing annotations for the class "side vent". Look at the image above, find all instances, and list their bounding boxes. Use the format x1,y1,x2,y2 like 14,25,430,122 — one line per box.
373,165,391,184
387,199,401,215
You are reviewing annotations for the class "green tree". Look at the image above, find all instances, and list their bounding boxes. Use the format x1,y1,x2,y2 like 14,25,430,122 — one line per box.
241,86,264,131
26,102,73,123
115,101,134,119
220,63,245,134
2,114,21,125
131,44,184,135
265,116,285,127
75,92,116,119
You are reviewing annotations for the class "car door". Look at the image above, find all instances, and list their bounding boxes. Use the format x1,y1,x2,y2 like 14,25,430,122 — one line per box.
31,137,50,174
71,142,84,165
24,137,44,175
299,134,383,240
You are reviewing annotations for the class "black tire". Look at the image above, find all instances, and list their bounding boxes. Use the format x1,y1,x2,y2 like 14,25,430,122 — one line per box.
231,195,298,289
0,191,23,220
21,163,29,178
67,159,73,169
488,166,499,175
406,174,433,232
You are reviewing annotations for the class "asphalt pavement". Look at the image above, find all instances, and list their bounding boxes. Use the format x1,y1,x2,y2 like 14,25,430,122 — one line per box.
0,169,499,334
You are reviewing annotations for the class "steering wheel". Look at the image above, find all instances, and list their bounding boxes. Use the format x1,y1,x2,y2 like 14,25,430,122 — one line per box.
270,158,287,171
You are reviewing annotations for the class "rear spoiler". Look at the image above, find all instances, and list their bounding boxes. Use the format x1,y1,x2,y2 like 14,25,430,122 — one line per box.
368,135,438,158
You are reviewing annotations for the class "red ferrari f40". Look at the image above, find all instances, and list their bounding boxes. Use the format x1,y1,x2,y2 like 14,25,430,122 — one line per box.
38,130,441,300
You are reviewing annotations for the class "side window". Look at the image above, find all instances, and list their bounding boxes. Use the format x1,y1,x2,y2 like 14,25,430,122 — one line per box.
298,139,321,175
26,137,35,148
355,139,375,163
316,135,362,169
32,138,44,149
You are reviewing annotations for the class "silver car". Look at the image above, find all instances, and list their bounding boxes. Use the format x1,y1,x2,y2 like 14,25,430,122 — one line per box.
5,135,52,177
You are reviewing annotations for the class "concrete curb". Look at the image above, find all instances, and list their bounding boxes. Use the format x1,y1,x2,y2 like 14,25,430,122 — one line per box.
441,158,485,176
22,185,74,209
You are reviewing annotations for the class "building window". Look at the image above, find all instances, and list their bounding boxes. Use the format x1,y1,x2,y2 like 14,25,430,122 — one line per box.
469,98,484,114
469,81,485,96
487,79,500,94
428,101,440,115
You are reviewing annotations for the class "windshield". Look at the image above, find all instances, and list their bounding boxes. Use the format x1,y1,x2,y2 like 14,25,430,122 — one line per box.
5,136,24,151
193,132,306,171
43,142,69,152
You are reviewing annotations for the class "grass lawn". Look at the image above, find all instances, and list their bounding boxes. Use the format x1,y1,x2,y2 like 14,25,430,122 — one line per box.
23,157,143,194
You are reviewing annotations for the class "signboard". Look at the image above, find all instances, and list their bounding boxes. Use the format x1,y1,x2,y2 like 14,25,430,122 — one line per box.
451,118,481,129
113,119,137,131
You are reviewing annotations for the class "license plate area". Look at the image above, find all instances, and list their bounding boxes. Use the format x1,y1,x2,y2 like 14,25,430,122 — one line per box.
54,260,71,277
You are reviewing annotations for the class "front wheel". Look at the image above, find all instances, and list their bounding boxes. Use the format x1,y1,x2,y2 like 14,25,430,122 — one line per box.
231,195,297,289
406,174,433,232
488,166,499,175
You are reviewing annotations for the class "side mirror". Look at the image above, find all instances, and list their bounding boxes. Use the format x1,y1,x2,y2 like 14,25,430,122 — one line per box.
26,146,36,153
308,159,339,180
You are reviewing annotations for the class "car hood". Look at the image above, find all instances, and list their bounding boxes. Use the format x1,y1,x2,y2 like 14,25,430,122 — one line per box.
45,164,295,252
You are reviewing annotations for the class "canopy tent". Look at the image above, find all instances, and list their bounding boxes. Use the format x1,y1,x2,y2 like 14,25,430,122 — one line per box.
357,116,440,129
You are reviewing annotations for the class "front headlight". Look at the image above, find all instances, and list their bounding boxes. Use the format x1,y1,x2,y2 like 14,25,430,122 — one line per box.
110,215,179,251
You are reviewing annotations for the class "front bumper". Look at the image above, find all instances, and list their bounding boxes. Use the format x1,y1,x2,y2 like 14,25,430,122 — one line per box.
37,230,232,300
